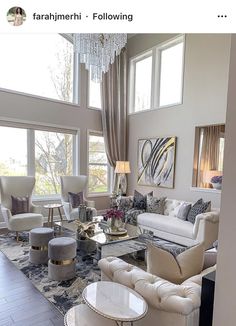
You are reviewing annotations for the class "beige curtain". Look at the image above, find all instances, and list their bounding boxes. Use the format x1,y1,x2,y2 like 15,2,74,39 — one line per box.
101,48,128,191
198,125,221,187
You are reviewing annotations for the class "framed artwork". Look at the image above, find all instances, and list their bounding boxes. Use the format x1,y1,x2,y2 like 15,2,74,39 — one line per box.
137,137,176,188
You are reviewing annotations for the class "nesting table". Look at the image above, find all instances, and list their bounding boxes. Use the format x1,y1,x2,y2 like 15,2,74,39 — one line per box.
64,281,148,325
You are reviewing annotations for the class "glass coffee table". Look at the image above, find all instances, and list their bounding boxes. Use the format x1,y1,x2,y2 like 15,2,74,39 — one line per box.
54,217,146,258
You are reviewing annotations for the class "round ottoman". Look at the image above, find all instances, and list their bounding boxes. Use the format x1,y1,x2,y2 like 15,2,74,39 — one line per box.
29,227,54,264
48,237,77,281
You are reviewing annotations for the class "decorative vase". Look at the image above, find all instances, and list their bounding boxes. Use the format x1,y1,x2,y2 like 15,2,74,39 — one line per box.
211,182,222,190
107,216,123,232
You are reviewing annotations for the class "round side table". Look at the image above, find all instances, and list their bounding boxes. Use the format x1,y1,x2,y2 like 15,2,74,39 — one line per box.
44,203,63,228
82,281,148,325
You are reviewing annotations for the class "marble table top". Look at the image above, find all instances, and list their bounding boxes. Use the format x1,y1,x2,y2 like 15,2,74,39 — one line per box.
82,281,148,322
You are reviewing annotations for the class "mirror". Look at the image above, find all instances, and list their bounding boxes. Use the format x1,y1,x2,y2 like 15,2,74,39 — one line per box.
192,124,225,189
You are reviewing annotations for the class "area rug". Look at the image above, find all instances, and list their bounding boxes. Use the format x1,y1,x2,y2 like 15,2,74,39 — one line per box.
0,230,100,315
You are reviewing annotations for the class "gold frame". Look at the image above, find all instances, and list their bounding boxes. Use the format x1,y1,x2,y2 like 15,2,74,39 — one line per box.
137,136,177,189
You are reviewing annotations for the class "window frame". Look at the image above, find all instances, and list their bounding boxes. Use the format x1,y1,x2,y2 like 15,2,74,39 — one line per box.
129,35,185,114
0,122,80,200
87,130,112,197
0,34,80,107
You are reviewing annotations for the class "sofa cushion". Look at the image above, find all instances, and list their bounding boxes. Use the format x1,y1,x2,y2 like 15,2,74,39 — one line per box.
177,203,192,220
133,190,153,210
146,195,166,214
117,196,133,212
137,213,193,239
164,199,184,217
187,198,211,224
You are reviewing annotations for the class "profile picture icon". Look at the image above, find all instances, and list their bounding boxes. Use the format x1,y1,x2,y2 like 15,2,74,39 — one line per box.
7,7,26,26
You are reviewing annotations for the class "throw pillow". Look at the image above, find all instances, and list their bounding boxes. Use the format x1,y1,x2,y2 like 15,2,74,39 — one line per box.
68,191,84,208
147,242,204,284
117,196,133,213
11,196,30,215
177,202,192,220
146,194,166,214
133,190,153,210
187,198,211,224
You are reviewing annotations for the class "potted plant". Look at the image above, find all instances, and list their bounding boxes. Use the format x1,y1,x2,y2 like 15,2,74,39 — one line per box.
105,208,124,232
211,175,223,190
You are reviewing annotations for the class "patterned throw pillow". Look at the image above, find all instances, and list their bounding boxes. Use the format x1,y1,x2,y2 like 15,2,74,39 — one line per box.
11,196,30,215
68,191,84,208
117,196,133,212
133,190,153,210
187,198,211,224
177,203,192,220
146,194,166,214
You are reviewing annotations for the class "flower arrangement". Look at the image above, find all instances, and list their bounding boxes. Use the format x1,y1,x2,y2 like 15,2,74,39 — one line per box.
211,175,223,184
105,208,124,231
105,208,124,220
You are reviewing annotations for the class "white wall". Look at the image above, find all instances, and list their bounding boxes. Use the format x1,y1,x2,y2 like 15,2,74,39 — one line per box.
0,64,110,224
213,35,236,326
127,34,231,207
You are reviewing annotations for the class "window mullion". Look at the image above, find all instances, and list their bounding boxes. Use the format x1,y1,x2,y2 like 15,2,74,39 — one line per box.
27,129,35,177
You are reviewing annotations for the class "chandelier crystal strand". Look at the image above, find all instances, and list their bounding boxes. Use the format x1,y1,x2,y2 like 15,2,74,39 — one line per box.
74,34,127,83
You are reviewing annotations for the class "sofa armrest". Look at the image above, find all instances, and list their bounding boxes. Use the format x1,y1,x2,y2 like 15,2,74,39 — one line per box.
0,204,12,223
31,203,42,215
98,257,201,315
192,211,219,248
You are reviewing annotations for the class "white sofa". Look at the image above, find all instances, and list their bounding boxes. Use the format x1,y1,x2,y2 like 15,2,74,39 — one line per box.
99,256,216,326
136,199,219,249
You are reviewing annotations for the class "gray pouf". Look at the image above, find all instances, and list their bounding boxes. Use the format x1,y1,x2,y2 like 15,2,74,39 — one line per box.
48,237,77,281
29,227,54,264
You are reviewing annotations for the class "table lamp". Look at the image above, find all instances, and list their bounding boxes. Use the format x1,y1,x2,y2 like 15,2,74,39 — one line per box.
115,161,131,196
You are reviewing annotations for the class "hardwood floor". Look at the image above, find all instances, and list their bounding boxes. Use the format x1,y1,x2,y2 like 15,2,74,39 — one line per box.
0,251,64,326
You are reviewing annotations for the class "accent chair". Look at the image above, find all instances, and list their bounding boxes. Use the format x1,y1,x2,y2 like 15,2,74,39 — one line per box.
0,176,43,241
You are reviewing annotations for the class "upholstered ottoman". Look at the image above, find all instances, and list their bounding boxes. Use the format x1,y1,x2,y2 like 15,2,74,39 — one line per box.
48,237,77,281
29,227,54,264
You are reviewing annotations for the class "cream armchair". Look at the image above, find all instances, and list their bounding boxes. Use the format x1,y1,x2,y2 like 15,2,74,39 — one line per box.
0,176,43,241
60,176,97,220
99,256,216,326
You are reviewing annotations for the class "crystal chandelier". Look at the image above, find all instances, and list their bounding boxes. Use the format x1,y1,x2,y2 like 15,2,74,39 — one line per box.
74,34,127,82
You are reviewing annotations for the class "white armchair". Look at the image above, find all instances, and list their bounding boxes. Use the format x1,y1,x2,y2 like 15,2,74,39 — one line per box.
99,256,216,326
60,176,97,220
0,176,43,241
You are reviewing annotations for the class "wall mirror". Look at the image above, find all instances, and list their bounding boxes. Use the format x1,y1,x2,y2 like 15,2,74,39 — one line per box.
192,124,225,189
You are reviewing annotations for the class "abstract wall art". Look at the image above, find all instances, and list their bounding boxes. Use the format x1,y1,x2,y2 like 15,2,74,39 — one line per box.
137,137,176,188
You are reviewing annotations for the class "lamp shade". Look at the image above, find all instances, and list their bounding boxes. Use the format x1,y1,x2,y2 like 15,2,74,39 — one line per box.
203,170,223,183
115,161,131,174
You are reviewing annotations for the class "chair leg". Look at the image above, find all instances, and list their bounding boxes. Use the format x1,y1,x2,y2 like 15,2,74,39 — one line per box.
16,231,19,242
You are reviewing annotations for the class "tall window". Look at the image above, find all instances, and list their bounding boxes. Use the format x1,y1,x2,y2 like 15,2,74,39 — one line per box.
0,34,73,103
159,41,184,107
134,55,152,112
129,35,185,113
35,131,73,195
88,133,110,194
0,127,27,176
0,125,76,197
88,73,102,109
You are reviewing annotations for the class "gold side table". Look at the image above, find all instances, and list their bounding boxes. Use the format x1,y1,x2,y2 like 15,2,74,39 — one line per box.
44,203,63,228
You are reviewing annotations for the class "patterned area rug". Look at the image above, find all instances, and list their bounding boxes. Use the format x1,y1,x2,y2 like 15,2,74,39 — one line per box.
0,230,100,315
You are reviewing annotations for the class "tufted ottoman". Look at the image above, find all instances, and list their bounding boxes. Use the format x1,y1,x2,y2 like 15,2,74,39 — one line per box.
48,237,77,281
29,227,54,264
